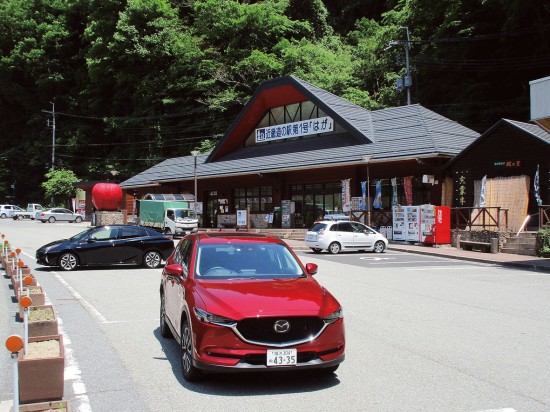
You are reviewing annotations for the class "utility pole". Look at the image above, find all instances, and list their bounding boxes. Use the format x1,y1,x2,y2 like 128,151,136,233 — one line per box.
42,103,56,170
388,26,412,105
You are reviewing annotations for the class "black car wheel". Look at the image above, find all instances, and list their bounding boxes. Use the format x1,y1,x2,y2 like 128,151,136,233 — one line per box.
143,250,162,268
75,216,82,223
180,317,202,381
48,216,56,223
373,240,386,253
328,242,341,254
312,248,322,254
58,252,78,271
160,293,173,338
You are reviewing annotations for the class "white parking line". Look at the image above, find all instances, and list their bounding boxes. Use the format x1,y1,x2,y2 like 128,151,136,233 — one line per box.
404,266,494,270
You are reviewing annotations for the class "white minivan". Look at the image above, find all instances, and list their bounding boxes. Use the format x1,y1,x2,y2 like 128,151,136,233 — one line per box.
305,220,388,254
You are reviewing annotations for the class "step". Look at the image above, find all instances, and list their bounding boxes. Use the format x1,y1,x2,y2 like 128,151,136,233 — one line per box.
500,247,537,256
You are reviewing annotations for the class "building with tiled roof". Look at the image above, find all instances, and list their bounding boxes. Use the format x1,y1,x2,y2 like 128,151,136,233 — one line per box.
120,75,480,229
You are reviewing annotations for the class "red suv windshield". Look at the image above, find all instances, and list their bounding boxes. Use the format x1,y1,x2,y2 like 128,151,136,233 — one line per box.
195,243,304,279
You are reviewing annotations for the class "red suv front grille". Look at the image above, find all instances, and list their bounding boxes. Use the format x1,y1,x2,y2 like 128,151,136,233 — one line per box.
236,317,324,344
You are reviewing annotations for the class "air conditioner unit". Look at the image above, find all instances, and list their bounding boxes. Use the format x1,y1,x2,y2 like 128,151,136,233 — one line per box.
422,175,435,184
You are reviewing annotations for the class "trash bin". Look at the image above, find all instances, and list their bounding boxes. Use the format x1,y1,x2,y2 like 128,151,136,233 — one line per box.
386,226,393,240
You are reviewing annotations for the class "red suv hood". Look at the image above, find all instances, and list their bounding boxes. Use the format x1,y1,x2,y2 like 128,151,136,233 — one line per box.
195,277,336,319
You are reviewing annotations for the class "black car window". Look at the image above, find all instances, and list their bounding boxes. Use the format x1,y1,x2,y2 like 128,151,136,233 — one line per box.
337,222,353,232
311,223,327,232
119,226,147,239
92,227,118,241
351,222,366,233
176,238,192,274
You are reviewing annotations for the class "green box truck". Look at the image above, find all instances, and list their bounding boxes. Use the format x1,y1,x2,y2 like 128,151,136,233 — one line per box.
137,200,197,236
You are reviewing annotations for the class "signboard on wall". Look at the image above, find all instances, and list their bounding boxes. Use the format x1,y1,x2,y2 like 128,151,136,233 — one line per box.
255,116,334,143
454,170,471,206
237,210,247,226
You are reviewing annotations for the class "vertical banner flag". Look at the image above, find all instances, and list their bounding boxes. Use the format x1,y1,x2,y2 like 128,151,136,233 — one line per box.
479,175,487,207
391,178,397,206
341,179,351,212
360,181,367,211
403,177,413,206
534,164,542,206
373,180,382,209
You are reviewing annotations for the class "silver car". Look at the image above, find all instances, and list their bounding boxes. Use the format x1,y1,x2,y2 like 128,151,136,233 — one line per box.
0,204,18,218
305,220,388,254
37,208,84,223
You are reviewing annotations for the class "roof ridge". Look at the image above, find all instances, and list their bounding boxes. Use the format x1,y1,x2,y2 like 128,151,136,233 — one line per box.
416,105,438,152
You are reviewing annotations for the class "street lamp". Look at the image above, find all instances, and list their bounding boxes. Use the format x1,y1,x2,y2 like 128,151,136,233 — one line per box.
191,150,199,222
362,155,372,226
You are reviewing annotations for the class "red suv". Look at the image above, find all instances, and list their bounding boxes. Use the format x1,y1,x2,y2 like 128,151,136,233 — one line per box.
160,232,345,381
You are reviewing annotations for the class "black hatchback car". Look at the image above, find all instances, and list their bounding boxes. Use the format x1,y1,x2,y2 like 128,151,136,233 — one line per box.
36,225,174,271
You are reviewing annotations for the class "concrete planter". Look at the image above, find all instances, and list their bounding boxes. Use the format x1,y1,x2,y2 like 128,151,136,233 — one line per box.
12,271,37,290
18,400,71,411
27,305,59,338
18,334,65,404
18,286,46,317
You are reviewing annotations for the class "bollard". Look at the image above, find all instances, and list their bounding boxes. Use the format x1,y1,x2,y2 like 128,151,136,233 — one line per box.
18,259,25,292
5,335,24,412
19,295,32,354
490,237,499,254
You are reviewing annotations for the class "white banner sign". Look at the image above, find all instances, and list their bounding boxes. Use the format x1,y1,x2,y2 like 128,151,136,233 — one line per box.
237,210,247,226
255,116,334,143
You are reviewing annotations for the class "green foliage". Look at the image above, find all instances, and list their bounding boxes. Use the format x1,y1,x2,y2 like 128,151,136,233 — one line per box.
41,169,81,206
195,139,217,154
0,0,548,206
537,229,550,258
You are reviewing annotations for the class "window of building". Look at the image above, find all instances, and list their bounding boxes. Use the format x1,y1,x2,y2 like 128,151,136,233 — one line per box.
291,182,342,227
233,186,273,213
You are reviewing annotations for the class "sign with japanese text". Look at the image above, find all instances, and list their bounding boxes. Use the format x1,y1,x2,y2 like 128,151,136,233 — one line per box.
454,170,471,206
255,116,334,143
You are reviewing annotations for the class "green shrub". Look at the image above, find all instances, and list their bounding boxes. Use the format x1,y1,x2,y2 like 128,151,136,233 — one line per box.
537,229,550,258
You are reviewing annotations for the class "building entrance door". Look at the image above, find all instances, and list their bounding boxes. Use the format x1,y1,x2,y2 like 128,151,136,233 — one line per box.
204,190,218,228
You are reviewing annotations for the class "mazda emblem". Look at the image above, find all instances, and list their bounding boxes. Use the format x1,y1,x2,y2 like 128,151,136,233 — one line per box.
273,320,290,333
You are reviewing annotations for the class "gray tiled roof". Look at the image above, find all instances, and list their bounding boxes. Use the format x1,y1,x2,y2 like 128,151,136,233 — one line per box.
505,119,550,144
121,77,479,189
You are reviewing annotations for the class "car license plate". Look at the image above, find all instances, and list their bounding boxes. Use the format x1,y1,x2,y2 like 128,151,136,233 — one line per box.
266,348,297,366
306,234,316,241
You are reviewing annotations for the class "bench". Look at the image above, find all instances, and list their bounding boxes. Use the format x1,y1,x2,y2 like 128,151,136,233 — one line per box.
459,239,492,253
220,222,236,229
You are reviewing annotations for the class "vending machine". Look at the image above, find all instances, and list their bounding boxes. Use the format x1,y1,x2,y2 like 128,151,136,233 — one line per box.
392,206,406,241
420,205,451,244
405,206,421,242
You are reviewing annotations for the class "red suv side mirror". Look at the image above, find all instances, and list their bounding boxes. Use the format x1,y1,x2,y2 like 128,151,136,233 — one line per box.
305,263,318,275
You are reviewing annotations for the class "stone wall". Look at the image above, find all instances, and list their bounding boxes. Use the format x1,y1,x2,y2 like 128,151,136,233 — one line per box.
452,229,510,249
93,211,125,226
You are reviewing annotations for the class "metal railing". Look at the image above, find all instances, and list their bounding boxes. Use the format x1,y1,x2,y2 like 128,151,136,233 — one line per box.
451,207,508,230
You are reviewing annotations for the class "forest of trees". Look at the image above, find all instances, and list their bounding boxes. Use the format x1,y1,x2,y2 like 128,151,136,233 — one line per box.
1,0,549,204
